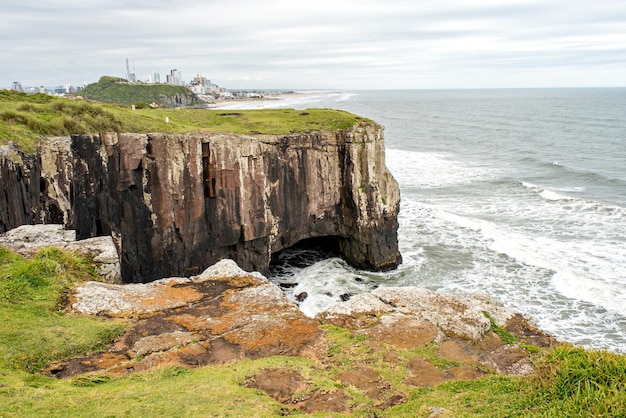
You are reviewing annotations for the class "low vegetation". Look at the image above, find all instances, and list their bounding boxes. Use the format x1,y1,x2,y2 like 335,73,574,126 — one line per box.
79,76,203,107
0,90,361,153
0,245,624,417
0,247,125,374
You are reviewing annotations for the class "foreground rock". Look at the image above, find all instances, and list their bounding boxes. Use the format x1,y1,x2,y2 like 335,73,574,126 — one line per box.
43,259,556,414
51,260,324,379
0,119,401,282
0,224,121,283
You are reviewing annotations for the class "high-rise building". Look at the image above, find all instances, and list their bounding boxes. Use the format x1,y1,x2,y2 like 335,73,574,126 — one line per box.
149,72,161,84
166,69,182,86
193,74,209,86
11,82,23,92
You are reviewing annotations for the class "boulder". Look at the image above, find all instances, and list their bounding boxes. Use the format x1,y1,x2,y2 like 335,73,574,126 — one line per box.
0,224,121,283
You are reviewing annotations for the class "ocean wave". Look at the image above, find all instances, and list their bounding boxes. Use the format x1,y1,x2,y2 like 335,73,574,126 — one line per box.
521,182,574,201
386,148,501,189
519,181,626,218
552,270,626,315
517,156,626,198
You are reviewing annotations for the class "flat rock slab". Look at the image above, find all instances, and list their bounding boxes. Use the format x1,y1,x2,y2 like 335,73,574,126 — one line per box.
318,287,492,341
45,260,325,378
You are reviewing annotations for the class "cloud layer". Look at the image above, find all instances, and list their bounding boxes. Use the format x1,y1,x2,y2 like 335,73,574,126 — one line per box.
2,0,625,89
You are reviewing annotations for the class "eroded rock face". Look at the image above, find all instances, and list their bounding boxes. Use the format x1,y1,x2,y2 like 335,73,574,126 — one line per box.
0,121,401,282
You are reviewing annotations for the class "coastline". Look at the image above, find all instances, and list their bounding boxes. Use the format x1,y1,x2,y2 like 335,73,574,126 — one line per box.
206,91,332,109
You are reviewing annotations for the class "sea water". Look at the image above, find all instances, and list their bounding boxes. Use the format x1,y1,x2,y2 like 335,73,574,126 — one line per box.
216,88,626,353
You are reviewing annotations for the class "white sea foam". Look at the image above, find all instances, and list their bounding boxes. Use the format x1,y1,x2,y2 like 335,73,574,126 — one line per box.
552,270,626,315
390,185,626,348
268,89,626,353
540,189,572,201
386,148,500,189
424,200,626,313
279,258,382,317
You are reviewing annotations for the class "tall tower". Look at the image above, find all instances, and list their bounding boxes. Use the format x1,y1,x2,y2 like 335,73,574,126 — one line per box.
125,58,137,83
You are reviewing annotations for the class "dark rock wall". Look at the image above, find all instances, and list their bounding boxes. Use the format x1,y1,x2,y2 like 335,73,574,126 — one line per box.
0,121,401,282
0,148,40,231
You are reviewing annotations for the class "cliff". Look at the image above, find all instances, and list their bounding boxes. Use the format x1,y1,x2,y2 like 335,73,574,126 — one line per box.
0,120,401,282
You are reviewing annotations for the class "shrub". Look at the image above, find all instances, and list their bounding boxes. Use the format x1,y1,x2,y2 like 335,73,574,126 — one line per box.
134,101,151,109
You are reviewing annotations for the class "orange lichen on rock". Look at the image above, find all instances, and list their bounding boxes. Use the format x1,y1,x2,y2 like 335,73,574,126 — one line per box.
48,257,555,416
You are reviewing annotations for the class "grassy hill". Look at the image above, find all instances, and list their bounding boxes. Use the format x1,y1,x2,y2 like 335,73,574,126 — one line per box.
79,76,203,108
0,90,361,153
0,245,625,417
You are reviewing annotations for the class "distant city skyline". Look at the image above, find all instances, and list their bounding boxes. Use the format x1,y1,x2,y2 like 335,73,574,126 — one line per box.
2,1,625,90
6,64,203,93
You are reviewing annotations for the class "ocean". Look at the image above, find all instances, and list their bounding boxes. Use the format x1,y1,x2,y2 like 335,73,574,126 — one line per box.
215,88,626,353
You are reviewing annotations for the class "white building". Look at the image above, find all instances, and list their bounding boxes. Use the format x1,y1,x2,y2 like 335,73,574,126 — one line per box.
149,72,161,84
166,69,182,86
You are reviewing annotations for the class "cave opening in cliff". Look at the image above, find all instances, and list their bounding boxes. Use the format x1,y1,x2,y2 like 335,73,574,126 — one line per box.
269,236,341,279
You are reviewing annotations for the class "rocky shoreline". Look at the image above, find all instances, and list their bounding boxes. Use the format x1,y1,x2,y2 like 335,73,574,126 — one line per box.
0,223,555,413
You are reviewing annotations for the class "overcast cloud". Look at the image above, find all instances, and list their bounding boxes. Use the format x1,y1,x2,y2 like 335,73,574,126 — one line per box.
2,0,625,89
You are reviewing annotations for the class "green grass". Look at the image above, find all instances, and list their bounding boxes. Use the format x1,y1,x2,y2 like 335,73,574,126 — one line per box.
0,90,362,153
0,247,125,373
483,311,518,345
79,75,203,107
530,346,626,417
1,246,625,417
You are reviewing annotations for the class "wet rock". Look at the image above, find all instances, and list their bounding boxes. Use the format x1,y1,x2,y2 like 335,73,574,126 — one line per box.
278,282,298,289
295,292,308,302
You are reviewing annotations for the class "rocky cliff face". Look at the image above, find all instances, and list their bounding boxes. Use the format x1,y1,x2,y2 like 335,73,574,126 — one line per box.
0,121,401,282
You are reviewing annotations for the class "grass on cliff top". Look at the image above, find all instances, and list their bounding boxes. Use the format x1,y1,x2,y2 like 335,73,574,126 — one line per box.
0,90,361,153
1,245,625,417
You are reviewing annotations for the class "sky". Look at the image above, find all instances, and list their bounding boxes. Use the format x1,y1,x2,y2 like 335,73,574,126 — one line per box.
2,0,626,90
